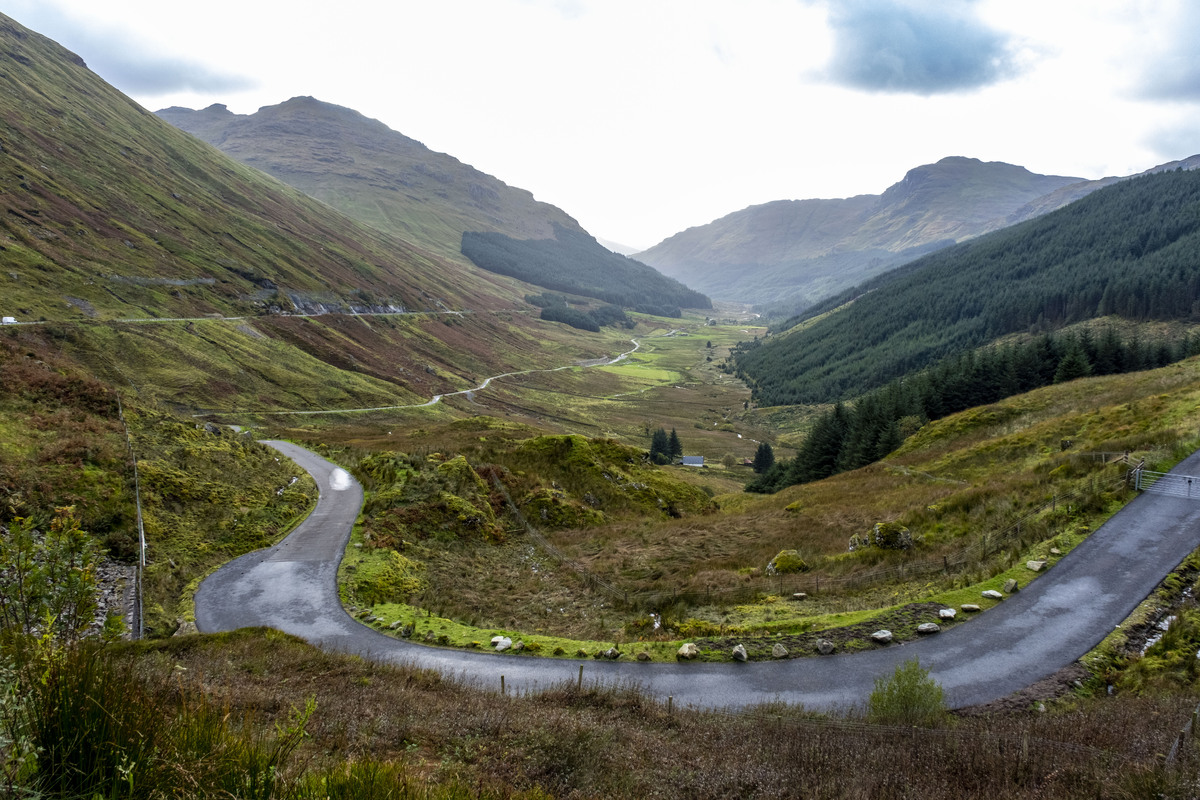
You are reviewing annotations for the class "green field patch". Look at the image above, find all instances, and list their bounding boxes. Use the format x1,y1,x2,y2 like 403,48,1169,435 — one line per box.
599,363,682,384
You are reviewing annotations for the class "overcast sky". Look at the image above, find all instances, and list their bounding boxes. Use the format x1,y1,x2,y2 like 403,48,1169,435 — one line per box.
9,1,1200,249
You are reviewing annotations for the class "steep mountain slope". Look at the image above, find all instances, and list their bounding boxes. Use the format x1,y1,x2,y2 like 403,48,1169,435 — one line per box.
0,12,628,415
0,13,518,322
156,97,586,262
734,167,1200,406
636,157,1084,308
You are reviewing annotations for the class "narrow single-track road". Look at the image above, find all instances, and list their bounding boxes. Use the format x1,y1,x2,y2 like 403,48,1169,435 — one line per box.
196,443,1200,710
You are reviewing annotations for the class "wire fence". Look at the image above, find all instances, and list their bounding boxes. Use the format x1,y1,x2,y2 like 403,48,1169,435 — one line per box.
115,394,146,640
1167,700,1200,765
508,668,1142,773
495,454,1137,611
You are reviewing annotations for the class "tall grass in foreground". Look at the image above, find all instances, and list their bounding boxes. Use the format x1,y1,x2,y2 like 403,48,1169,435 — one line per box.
0,638,311,799
6,629,1200,798
0,637,547,799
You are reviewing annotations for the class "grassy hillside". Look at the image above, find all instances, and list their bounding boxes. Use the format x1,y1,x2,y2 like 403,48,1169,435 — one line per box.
736,168,1200,406
4,629,1194,799
0,13,518,322
18,311,612,414
2,12,688,427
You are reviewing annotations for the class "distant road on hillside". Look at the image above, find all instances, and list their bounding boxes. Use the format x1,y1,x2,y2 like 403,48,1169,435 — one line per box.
196,442,1200,710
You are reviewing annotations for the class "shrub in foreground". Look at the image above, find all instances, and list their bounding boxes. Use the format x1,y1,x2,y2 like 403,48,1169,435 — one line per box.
867,656,947,727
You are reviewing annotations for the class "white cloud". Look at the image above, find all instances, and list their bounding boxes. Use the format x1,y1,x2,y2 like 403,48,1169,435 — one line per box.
7,1,253,95
3,0,1197,247
1132,2,1200,102
815,0,1023,95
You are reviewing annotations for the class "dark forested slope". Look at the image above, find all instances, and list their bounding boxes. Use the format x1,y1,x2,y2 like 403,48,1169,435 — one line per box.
734,168,1200,406
461,224,711,314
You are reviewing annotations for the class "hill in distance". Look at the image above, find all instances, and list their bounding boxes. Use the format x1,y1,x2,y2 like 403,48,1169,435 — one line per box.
734,166,1200,407
636,155,1198,312
156,98,584,263
158,97,709,312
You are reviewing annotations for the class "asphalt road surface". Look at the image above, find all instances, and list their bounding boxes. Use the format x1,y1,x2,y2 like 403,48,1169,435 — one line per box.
195,441,1200,711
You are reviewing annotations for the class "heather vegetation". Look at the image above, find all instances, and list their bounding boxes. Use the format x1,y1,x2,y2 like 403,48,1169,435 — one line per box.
287,349,1200,662
336,432,717,640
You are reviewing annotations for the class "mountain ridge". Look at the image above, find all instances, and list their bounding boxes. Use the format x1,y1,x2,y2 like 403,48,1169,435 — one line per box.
635,155,1197,311
0,13,529,321
158,96,710,312
156,97,588,262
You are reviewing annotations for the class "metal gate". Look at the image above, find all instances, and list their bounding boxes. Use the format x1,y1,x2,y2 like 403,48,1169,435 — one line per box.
1134,469,1200,499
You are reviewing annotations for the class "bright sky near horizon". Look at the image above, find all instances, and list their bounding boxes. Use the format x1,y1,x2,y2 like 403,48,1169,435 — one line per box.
9,1,1200,250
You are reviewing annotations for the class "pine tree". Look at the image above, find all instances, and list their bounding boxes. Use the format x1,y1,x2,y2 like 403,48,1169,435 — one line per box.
668,428,683,459
649,428,671,464
752,442,775,474
1053,343,1092,383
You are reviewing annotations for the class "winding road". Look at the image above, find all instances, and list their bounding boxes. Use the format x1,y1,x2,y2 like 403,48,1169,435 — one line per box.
257,337,647,416
196,442,1200,711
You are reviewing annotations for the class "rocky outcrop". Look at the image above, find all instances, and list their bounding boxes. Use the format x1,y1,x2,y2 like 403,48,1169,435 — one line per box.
849,522,913,552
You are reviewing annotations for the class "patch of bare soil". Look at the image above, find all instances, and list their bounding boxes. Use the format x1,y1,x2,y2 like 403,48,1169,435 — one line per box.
955,663,1090,716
